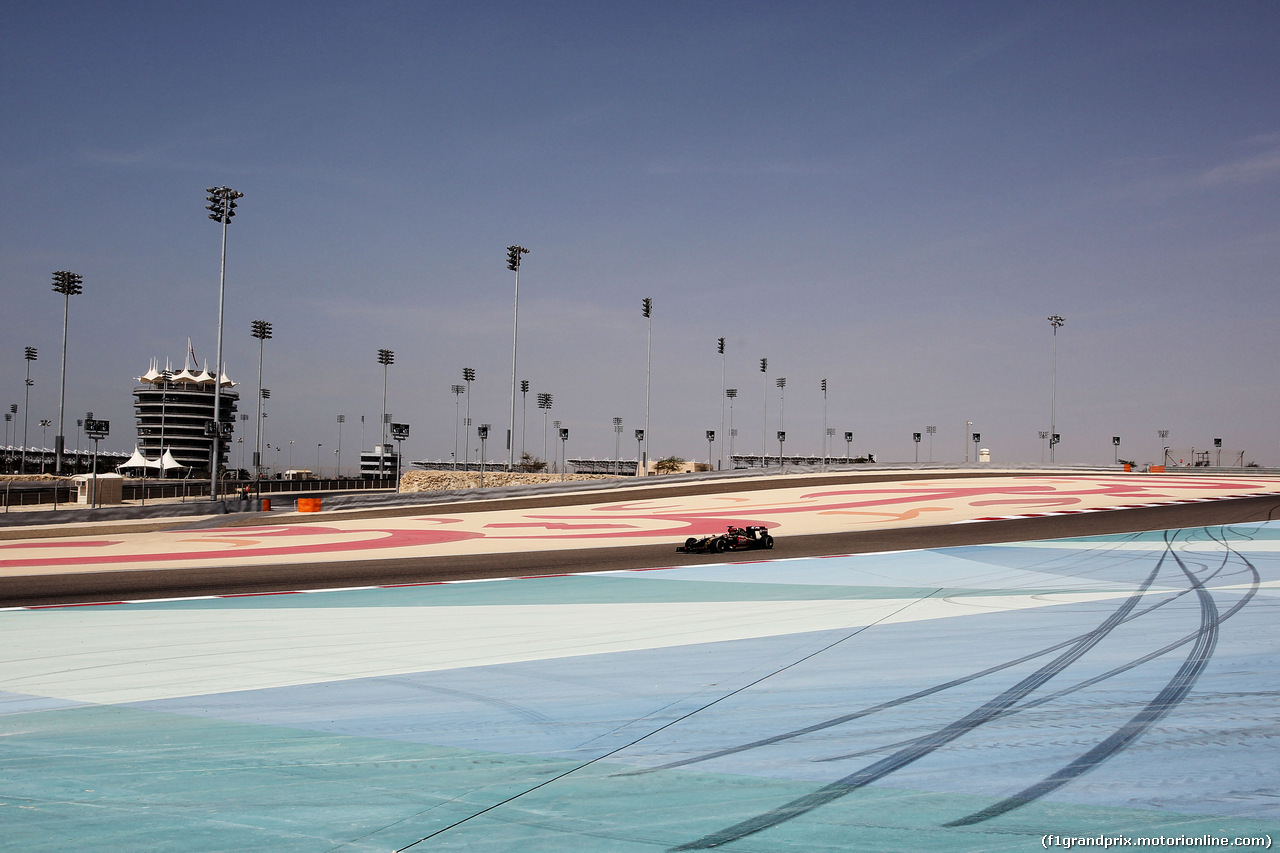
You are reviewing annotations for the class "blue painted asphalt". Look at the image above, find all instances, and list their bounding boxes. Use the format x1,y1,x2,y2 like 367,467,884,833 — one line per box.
2,523,1277,851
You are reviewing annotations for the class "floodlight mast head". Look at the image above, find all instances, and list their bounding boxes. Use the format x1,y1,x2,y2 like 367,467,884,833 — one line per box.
641,297,652,318
205,186,243,224
506,245,529,271
717,337,725,354
251,319,273,340
51,270,83,296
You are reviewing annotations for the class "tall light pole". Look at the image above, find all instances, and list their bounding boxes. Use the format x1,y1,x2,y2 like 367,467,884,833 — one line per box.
378,349,394,474
820,378,828,466
51,270,82,474
558,426,569,481
39,419,51,472
926,425,936,462
520,379,529,461
158,367,172,478
250,320,272,476
552,420,561,473
451,384,465,468
1158,429,1170,467
205,185,243,500
642,297,652,476
725,388,737,465
776,377,786,434
336,414,345,477
613,417,623,475
1039,430,1050,463
538,392,552,469
717,337,726,471
1048,314,1065,462
259,389,270,468
506,245,529,471
965,421,973,463
462,367,475,470
21,347,36,474
759,358,768,466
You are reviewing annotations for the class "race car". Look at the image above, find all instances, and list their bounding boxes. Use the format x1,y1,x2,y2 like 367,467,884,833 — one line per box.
678,525,775,554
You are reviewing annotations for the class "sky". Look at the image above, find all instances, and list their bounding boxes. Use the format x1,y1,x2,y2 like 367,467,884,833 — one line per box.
3,1,1278,472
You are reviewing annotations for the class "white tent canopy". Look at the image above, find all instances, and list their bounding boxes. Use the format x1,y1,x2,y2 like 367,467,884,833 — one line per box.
120,447,189,472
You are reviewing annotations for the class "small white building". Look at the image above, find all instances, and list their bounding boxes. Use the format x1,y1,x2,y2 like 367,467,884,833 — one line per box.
73,473,123,505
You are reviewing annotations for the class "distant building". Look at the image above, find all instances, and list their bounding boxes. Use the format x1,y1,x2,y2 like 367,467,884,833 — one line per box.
133,353,239,475
360,445,400,479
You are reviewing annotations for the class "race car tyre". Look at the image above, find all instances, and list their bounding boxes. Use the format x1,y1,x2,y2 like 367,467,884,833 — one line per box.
710,538,723,553
685,538,698,550
761,534,774,549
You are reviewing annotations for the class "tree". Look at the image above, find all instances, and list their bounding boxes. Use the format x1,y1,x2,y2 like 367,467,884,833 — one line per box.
655,455,685,474
516,452,546,473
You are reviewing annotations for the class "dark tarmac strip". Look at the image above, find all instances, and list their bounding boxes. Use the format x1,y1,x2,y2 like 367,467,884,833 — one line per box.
4,494,1278,608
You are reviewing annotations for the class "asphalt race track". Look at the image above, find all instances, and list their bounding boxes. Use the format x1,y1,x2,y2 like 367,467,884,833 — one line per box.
3,472,1280,607
2,471,1279,852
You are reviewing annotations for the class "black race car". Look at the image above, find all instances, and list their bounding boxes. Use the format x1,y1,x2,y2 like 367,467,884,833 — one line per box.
678,525,775,554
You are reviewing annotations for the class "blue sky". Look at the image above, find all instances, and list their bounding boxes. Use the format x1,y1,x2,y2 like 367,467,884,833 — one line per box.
3,2,1278,470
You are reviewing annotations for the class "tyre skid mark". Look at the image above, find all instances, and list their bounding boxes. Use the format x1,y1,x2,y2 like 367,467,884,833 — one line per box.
662,526,1260,849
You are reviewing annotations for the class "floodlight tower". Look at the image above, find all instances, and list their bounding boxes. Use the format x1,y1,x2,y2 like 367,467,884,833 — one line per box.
205,185,243,498
336,414,345,477
717,337,726,470
39,419,51,472
759,358,768,465
250,320,272,475
21,346,36,474
505,245,529,470
538,392,552,469
520,379,530,459
613,417,623,475
1048,314,1065,462
642,297,653,476
776,377,786,433
820,378,828,465
725,388,737,463
451,384,465,468
378,349,395,474
51,270,83,473
462,367,476,470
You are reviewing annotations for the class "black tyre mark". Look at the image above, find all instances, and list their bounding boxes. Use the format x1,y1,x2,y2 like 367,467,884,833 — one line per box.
945,528,1258,825
670,550,1168,850
627,533,1167,778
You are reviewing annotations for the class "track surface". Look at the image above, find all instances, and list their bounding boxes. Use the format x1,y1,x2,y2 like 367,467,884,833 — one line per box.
4,472,1279,607
3,472,1279,852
